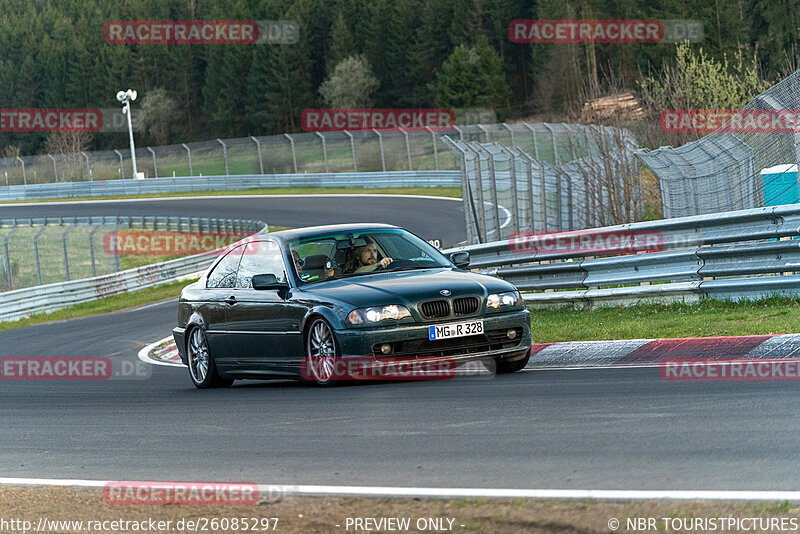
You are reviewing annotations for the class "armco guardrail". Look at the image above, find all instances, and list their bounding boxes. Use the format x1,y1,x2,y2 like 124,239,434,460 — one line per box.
0,171,460,201
442,204,800,307
0,220,268,322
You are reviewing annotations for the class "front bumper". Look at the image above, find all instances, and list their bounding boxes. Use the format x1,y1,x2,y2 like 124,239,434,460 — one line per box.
334,308,531,365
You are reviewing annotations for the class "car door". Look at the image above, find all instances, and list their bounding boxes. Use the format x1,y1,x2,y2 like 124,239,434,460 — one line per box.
225,239,301,374
201,244,246,373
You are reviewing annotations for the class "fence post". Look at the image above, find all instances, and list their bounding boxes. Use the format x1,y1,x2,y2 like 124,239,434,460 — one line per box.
284,134,298,173
542,123,560,165
33,224,47,285
80,151,92,182
89,225,100,278
477,124,490,142
441,136,479,243
62,224,73,281
523,123,540,159
372,129,386,172
182,143,193,176
113,217,121,272
216,139,229,175
48,154,58,182
249,136,264,174
561,123,577,161
16,156,26,186
4,227,17,290
344,130,357,172
315,132,329,172
426,127,440,170
453,126,464,141
502,123,515,146
399,128,413,171
113,149,124,180
147,147,158,178
498,146,521,234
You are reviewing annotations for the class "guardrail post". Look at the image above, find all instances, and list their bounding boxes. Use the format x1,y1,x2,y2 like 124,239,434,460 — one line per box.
249,136,264,174
113,149,124,179
4,227,17,290
16,156,26,186
62,224,73,281
344,130,357,172
522,123,540,159
315,132,329,173
426,127,440,170
89,225,100,277
147,147,157,178
48,154,58,182
216,139,229,175
182,143,193,176
81,151,92,182
372,129,386,172
33,224,47,285
284,134,298,173
399,127,413,171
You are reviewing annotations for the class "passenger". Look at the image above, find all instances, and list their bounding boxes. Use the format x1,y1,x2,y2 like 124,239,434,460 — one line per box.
291,250,303,275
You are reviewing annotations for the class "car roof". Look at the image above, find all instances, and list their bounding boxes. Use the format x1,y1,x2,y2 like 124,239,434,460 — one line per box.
267,223,400,241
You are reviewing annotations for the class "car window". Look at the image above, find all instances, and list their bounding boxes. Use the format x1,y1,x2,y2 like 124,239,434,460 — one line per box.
205,245,245,288
236,240,286,288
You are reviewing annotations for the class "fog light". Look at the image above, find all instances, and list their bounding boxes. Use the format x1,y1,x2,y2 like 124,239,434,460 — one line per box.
506,329,517,339
380,344,392,354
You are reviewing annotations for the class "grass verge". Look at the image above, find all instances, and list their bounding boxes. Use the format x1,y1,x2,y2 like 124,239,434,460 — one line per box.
0,186,462,204
530,297,800,342
0,278,193,332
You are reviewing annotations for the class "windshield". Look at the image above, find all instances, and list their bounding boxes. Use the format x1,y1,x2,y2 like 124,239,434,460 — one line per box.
287,229,450,284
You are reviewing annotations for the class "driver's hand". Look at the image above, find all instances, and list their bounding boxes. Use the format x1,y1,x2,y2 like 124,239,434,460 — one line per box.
379,257,393,268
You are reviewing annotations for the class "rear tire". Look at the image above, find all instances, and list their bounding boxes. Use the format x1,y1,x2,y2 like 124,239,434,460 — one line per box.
187,327,234,389
495,347,531,374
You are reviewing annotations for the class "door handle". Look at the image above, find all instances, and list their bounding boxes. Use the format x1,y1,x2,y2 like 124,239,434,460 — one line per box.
224,296,237,305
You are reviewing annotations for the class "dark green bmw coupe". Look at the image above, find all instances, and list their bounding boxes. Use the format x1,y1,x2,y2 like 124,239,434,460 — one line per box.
173,224,531,387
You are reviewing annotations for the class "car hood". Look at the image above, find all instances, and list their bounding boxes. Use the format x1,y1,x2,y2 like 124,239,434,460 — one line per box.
299,268,516,309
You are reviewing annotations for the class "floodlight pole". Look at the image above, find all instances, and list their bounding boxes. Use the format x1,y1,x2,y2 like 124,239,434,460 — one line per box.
124,98,139,179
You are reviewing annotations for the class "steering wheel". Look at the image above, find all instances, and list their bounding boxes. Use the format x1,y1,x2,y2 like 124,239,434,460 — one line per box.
375,258,414,271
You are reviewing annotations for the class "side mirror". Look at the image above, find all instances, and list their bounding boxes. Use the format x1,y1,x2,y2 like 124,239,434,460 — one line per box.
449,251,470,269
252,273,288,291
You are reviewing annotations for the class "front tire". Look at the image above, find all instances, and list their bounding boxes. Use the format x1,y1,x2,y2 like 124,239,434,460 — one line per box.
495,347,531,374
187,327,233,389
305,318,341,386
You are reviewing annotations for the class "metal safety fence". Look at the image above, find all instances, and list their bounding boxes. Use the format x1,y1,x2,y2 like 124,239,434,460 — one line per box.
0,123,603,186
442,204,800,308
0,216,265,292
443,124,643,244
637,68,800,219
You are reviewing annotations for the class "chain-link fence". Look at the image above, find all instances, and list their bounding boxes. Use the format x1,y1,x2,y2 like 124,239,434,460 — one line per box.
443,124,642,244
0,122,619,186
637,69,800,219
0,216,264,292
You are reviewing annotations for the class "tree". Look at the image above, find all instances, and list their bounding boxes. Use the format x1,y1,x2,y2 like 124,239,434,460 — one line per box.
327,12,356,70
140,88,179,145
319,55,379,108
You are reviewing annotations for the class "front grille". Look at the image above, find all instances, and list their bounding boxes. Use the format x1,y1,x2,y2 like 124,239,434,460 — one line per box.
452,296,479,316
420,299,450,319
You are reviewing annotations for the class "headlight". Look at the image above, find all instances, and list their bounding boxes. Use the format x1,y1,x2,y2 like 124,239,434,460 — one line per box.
347,304,412,325
487,290,522,309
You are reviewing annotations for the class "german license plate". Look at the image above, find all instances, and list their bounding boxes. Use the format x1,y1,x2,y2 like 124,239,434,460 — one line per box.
428,319,483,340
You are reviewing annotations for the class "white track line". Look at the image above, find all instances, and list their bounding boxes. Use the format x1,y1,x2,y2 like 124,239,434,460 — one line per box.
0,194,462,208
1,478,799,501
137,336,184,368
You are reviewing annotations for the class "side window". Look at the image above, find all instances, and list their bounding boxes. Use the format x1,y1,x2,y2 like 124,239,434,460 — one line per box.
206,245,245,288
236,240,287,289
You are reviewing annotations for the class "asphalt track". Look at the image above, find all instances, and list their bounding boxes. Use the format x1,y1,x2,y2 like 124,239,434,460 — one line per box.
2,195,800,490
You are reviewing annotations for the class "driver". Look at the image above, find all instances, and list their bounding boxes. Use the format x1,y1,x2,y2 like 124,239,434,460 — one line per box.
349,241,393,273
